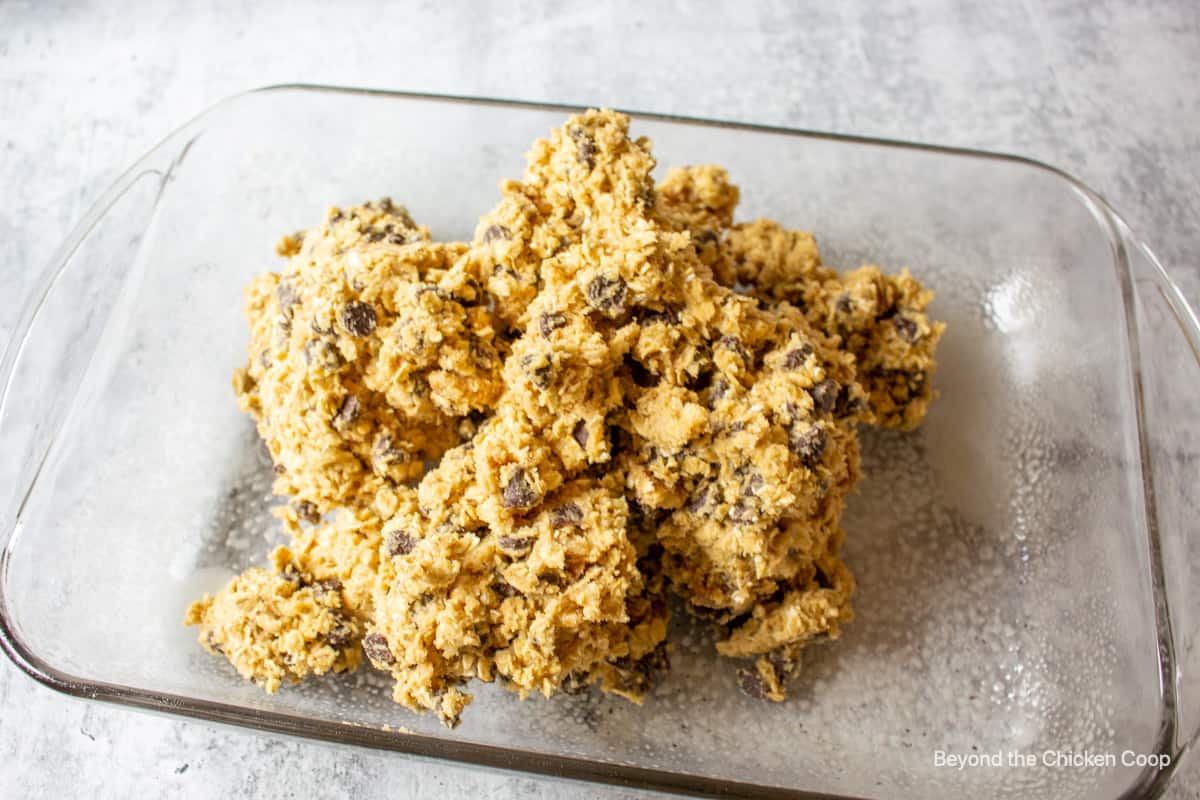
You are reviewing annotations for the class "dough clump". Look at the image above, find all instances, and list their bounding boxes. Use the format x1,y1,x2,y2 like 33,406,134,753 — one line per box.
187,110,944,725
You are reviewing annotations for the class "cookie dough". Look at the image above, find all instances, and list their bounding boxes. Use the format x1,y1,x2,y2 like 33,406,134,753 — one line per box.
188,108,944,726
366,472,667,721
233,201,504,513
723,218,945,430
185,504,389,688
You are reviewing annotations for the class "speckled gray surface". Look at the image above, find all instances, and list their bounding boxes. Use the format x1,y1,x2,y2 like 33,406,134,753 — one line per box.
2,1,1199,797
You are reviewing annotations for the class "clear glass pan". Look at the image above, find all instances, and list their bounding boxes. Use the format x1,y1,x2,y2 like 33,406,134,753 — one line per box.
2,86,1199,800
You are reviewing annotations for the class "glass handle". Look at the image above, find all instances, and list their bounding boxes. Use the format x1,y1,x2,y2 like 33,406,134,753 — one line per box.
1123,224,1200,759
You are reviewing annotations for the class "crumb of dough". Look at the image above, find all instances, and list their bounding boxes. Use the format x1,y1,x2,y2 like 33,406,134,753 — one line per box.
807,265,946,430
185,545,362,692
188,108,944,723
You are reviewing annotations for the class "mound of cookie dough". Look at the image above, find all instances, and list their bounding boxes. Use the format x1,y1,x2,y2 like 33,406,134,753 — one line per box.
233,200,505,514
723,216,945,431
187,109,944,726
184,505,383,691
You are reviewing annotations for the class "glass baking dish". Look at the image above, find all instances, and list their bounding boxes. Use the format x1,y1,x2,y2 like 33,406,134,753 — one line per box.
2,85,1199,800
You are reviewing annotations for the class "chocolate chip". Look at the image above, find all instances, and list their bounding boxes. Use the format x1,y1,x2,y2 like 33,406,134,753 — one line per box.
835,293,853,315
323,622,355,649
744,473,764,496
492,575,518,597
276,280,301,319
737,667,769,700
585,274,627,314
894,315,921,344
498,535,532,554
279,563,304,585
313,577,343,595
632,306,682,326
520,353,553,389
572,420,589,449
686,488,709,513
332,395,360,430
784,344,813,370
569,125,596,168
538,571,564,587
273,318,292,351
362,633,394,665
372,434,407,470
340,301,377,337
550,502,584,529
415,283,451,301
539,312,567,338
790,424,828,468
378,222,404,241
482,224,510,243
719,335,749,362
304,337,343,370
294,501,320,524
501,467,541,510
436,521,472,538
809,379,839,415
204,631,225,655
729,500,757,526
385,529,415,557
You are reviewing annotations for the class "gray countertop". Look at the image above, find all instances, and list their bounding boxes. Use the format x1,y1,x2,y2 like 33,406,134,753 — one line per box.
2,1,1199,797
